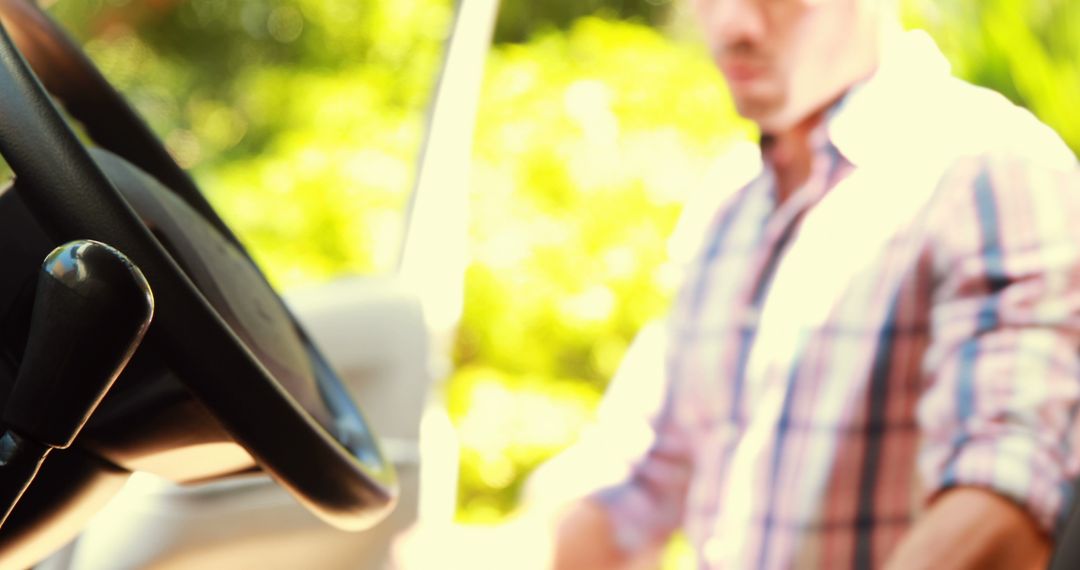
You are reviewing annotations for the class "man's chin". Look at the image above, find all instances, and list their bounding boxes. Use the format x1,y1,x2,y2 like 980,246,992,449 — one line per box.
732,97,787,132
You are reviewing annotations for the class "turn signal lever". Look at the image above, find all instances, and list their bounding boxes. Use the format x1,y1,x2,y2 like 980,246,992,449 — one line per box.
0,240,153,528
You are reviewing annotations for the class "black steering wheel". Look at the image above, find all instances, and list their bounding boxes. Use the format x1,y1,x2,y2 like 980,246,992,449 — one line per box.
0,0,395,547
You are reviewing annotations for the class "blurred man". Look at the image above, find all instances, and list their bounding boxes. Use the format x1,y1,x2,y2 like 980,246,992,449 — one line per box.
551,0,1080,568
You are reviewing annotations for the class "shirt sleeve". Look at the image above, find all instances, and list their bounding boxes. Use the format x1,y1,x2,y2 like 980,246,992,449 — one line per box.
587,322,695,554
919,154,1080,534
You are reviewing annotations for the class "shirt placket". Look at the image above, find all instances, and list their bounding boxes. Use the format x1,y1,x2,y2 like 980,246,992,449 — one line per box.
732,143,840,425
702,143,845,567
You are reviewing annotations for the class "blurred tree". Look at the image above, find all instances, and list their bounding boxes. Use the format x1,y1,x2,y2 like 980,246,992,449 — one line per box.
48,0,453,285
450,17,751,518
494,0,671,43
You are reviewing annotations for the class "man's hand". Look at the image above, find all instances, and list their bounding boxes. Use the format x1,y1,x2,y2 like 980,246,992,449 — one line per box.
552,500,625,570
885,487,1051,570
552,499,663,570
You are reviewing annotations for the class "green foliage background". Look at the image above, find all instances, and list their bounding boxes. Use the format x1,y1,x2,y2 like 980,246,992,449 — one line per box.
37,0,1079,530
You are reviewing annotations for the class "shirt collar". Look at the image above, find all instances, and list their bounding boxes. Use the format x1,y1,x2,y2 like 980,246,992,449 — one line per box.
758,98,842,167
826,28,954,168
754,28,956,168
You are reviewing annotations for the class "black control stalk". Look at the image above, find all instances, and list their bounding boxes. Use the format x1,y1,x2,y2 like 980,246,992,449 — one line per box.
0,240,153,528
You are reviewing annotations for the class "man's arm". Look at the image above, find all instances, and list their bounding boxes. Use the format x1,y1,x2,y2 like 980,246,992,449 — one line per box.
395,323,688,570
910,156,1080,567
551,499,669,570
551,500,630,570
886,487,1050,570
535,321,693,568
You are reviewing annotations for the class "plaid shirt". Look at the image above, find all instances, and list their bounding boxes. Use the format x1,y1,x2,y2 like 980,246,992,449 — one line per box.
592,31,1080,568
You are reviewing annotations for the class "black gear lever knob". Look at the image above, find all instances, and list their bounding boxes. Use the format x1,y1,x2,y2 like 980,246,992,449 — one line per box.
4,240,154,448
0,240,153,530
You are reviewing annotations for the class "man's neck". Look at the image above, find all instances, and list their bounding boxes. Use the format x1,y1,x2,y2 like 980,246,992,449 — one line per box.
761,106,830,206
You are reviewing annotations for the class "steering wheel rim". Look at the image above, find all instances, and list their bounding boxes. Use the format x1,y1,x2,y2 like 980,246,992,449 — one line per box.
0,3,396,530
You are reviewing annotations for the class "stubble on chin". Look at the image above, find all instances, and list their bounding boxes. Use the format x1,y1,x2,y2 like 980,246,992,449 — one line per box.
731,91,788,132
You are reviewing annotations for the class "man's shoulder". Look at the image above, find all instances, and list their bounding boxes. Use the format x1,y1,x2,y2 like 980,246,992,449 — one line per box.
923,77,1076,209
831,29,1076,171
932,76,1075,170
